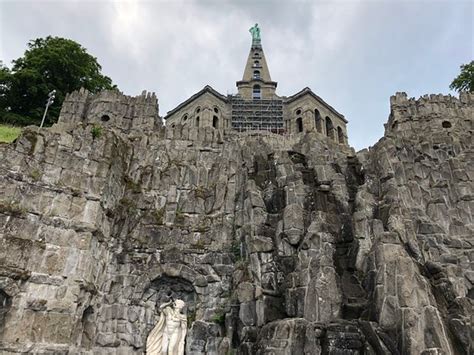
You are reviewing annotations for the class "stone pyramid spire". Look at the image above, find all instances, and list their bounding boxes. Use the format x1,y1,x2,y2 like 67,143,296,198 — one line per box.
236,24,278,100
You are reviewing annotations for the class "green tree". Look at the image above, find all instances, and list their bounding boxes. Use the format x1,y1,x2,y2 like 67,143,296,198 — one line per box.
450,61,474,93
0,36,115,126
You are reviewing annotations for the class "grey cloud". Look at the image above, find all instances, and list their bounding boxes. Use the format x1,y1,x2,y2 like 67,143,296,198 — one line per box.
1,0,472,150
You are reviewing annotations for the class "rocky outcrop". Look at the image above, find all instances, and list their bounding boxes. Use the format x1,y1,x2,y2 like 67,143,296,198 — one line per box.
0,90,472,354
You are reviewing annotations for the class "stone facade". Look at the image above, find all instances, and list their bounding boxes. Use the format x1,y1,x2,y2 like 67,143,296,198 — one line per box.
284,88,348,142
164,87,229,131
165,38,348,146
0,90,472,354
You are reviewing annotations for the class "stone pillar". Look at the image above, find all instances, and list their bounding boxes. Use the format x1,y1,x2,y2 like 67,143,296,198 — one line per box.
202,107,212,128
303,110,313,132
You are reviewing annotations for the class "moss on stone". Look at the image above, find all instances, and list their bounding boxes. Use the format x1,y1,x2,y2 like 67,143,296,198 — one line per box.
0,200,26,217
29,169,42,181
153,207,165,225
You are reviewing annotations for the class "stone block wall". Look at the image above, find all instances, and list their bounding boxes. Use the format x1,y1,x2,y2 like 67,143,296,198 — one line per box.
58,88,161,133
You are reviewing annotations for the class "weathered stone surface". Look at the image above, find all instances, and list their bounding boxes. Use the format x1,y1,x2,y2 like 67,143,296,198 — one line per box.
0,91,472,354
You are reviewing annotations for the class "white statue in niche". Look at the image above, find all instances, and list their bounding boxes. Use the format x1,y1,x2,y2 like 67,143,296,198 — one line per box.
146,299,187,355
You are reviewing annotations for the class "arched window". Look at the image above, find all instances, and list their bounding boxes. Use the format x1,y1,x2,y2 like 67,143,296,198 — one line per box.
253,70,261,79
314,109,322,133
213,116,219,129
195,107,201,114
182,114,188,122
254,60,260,67
295,108,302,115
337,127,344,144
296,117,303,133
214,107,219,113
196,116,200,127
252,85,261,99
254,52,260,58
326,117,335,140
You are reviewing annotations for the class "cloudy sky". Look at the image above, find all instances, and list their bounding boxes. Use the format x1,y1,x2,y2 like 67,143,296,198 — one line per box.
1,0,472,150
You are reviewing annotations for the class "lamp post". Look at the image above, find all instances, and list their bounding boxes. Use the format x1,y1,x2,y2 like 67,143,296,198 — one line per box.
39,90,56,128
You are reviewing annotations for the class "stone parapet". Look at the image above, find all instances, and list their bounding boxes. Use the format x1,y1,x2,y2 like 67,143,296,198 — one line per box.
386,92,473,139
58,88,161,133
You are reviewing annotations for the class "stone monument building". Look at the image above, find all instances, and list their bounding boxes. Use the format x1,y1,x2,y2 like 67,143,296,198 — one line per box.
165,24,348,145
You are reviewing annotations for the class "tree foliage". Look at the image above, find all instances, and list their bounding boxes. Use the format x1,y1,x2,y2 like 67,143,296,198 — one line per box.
450,61,474,93
0,36,115,126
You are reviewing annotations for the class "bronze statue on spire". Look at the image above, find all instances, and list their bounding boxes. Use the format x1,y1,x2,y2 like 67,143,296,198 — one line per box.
249,23,261,44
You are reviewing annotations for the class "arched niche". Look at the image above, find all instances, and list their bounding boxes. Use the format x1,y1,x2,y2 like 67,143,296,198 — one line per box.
296,117,303,133
143,276,197,316
314,109,322,133
337,126,344,144
326,116,335,140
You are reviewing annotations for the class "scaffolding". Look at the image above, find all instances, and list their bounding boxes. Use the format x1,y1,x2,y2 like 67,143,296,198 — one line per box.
230,96,285,134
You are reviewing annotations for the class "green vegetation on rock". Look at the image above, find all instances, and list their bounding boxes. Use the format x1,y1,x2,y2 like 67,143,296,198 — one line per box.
91,124,103,139
0,124,21,143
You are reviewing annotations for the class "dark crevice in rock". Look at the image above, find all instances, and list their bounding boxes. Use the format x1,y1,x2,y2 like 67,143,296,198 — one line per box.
79,305,95,349
422,261,470,355
333,156,368,322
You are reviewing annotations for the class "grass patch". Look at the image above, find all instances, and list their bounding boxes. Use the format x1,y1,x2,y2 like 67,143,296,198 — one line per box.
0,125,22,143
211,307,226,326
91,124,103,139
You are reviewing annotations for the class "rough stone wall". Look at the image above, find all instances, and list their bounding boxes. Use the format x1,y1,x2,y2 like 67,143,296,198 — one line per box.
58,88,161,133
0,92,472,354
355,92,473,354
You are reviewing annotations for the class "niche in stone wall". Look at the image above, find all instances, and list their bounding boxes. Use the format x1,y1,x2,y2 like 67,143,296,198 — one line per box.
145,276,197,323
0,289,12,331
296,117,303,133
337,127,344,144
326,116,335,140
315,109,322,133
80,305,95,348
100,114,111,122
442,121,452,128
